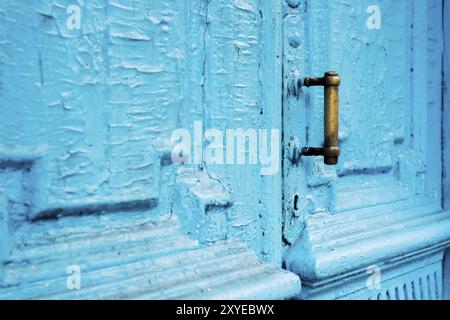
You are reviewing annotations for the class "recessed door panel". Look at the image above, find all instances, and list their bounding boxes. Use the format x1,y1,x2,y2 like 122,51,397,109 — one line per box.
282,0,442,244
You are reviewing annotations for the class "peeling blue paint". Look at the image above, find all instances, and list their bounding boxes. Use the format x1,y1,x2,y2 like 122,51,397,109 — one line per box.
444,0,450,210
0,0,290,299
0,0,449,300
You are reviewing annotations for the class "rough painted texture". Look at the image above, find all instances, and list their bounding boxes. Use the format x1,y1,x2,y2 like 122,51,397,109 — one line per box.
1,0,448,301
444,0,450,210
0,2,282,253
0,0,289,298
283,0,442,244
282,0,449,299
443,0,450,300
0,1,169,216
178,0,283,263
0,212,300,299
174,167,232,244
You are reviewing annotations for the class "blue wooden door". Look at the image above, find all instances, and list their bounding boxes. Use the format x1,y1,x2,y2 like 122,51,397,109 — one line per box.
1,0,449,300
282,0,450,299
0,0,299,300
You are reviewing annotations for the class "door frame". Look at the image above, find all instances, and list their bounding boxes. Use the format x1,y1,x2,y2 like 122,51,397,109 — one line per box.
444,0,450,211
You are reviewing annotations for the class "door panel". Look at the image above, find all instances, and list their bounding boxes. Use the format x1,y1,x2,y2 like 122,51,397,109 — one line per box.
331,0,441,213
282,0,449,299
283,0,442,244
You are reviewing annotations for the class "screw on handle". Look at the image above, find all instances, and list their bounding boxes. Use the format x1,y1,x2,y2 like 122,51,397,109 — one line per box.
302,71,340,165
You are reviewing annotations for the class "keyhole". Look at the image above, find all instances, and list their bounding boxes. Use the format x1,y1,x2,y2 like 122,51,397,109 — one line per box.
293,194,299,211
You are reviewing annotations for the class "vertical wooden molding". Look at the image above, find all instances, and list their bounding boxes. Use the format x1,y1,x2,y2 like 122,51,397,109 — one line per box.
443,0,450,300
444,0,450,210
260,0,283,265
444,249,450,299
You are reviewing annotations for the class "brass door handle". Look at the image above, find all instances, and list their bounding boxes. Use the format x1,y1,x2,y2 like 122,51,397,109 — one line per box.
301,71,340,165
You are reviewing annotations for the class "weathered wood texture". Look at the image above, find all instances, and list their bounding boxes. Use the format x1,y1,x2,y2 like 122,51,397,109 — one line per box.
282,0,449,299
444,0,450,210
0,0,283,266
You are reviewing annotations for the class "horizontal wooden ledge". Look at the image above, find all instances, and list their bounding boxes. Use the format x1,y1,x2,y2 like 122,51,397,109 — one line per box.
284,208,450,284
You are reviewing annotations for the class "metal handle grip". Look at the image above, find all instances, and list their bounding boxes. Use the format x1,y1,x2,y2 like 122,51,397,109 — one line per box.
301,71,340,165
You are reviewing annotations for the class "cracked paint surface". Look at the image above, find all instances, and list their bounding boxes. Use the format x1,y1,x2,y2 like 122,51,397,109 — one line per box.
282,0,447,299
0,0,283,281
444,0,450,210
